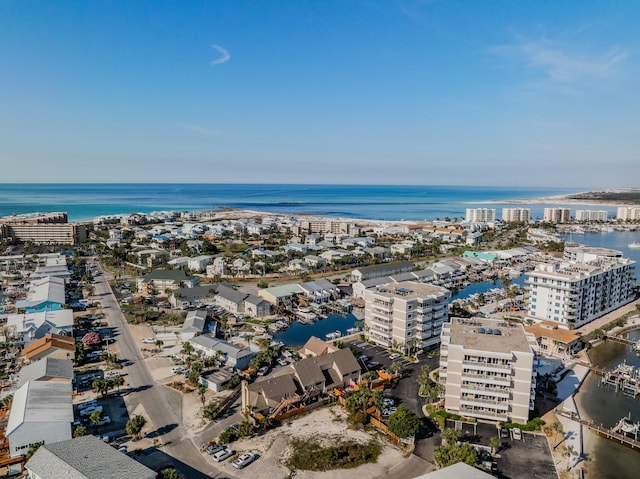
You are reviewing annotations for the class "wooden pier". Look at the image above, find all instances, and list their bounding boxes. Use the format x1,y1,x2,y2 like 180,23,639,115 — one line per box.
558,409,640,450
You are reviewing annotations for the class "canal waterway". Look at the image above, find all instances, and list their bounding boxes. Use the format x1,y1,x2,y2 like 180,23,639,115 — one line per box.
574,330,640,479
274,313,359,348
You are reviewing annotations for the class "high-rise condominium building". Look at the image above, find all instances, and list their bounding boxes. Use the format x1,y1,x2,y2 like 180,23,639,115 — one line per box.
364,282,450,352
543,208,571,223
575,210,608,221
526,246,635,328
617,206,640,221
439,317,537,424
501,208,531,223
465,208,496,223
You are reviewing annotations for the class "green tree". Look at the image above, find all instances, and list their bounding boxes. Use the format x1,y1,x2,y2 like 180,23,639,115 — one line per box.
489,436,501,455
26,441,43,459
344,384,382,423
434,429,477,468
111,375,125,393
203,401,220,421
417,364,431,392
92,378,110,397
126,414,146,440
388,361,403,376
89,408,104,426
157,467,180,479
387,404,421,439
73,425,87,437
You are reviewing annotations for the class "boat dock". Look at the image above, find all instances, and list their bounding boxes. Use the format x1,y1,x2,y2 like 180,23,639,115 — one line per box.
600,362,640,398
558,409,640,450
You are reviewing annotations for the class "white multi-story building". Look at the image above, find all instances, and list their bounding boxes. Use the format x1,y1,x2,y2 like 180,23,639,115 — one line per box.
526,246,635,328
439,317,537,424
465,208,496,223
617,206,640,221
364,281,450,352
575,210,608,221
501,208,531,223
543,208,571,223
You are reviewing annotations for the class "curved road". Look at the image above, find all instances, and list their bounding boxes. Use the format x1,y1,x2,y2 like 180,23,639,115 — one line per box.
89,259,216,477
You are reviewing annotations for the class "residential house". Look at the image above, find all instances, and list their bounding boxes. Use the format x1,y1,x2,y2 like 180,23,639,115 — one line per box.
25,435,156,479
525,321,583,358
241,348,360,416
16,276,66,313
7,310,74,346
215,285,270,318
298,279,339,304
298,336,339,357
350,261,415,282
21,334,75,362
180,310,208,342
303,255,326,269
17,358,74,388
133,249,170,268
188,255,212,272
200,368,236,393
137,269,199,296
6,381,73,457
169,285,217,309
258,284,304,308
190,334,256,370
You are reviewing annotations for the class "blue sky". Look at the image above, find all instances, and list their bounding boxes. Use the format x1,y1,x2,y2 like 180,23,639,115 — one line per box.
1,1,639,187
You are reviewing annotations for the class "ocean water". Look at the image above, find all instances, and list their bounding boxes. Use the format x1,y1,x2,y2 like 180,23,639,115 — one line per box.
0,183,590,222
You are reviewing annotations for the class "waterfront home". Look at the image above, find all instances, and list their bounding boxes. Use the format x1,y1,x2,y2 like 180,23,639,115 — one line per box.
525,320,583,358
169,285,217,309
214,285,271,318
258,284,304,308
298,336,339,358
350,261,414,282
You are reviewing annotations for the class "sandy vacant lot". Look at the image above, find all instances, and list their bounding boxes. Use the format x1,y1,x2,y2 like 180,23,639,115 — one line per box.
209,406,407,479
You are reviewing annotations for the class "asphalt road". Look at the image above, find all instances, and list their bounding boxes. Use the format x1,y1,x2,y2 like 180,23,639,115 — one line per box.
90,259,216,477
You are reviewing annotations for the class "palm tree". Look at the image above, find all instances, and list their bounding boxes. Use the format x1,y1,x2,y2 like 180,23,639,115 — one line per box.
562,444,578,471
126,414,146,440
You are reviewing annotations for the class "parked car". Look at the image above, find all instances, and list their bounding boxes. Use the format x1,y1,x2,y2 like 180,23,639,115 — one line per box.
207,444,225,455
381,398,395,407
512,428,522,440
142,338,155,344
232,452,257,469
357,355,368,362
212,448,235,462
382,407,397,416
388,353,401,360
80,405,103,417
93,416,111,426
366,361,381,369
171,366,185,374
78,400,98,411
257,366,270,376
105,370,120,378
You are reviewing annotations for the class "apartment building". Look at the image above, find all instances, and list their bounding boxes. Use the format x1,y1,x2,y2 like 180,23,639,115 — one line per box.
0,223,87,245
501,208,531,223
439,317,537,424
543,208,571,223
465,208,496,223
364,281,450,352
617,206,640,221
526,247,636,328
575,210,608,221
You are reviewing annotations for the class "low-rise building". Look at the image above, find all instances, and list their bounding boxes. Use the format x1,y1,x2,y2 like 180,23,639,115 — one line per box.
6,381,73,457
21,334,75,362
180,310,208,342
6,310,74,346
190,334,256,370
25,435,156,479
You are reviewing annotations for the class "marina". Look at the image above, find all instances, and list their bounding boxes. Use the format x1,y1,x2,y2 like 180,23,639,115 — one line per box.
601,362,640,398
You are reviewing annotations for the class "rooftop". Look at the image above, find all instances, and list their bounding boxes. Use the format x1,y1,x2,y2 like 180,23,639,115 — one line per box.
446,317,535,355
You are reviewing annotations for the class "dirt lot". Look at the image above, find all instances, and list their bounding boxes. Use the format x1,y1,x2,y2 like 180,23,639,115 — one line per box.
206,406,407,479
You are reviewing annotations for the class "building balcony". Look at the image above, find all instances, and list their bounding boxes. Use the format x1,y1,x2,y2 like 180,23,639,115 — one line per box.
461,384,511,398
458,406,508,422
461,372,512,386
461,397,510,410
462,361,512,372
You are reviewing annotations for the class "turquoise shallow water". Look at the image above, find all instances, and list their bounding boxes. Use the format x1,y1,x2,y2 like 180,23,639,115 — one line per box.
0,183,587,221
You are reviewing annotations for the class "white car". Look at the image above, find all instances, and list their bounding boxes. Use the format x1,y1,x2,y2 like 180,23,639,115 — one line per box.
80,405,103,417
388,353,401,360
212,448,235,462
78,400,98,411
171,366,185,374
232,452,257,469
512,427,522,440
105,370,120,378
142,338,155,344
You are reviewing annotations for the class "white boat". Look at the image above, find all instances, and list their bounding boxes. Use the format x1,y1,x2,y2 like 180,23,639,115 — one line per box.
618,416,640,435
326,330,342,340
629,242,640,249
